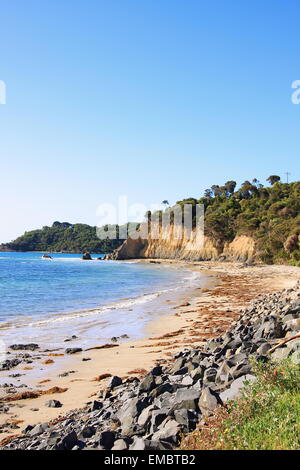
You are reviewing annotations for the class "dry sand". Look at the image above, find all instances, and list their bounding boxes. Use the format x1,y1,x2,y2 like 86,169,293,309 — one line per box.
0,260,299,442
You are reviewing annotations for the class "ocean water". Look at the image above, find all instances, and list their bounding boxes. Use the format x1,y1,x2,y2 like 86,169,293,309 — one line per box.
0,252,205,348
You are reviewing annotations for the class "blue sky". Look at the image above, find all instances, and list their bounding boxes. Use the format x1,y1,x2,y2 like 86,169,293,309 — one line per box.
1,0,300,242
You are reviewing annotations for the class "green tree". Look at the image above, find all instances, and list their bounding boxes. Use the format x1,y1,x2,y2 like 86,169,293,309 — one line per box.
224,180,237,196
267,175,281,185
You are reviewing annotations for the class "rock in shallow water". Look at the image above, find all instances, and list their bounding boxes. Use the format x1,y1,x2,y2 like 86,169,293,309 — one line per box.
82,253,92,260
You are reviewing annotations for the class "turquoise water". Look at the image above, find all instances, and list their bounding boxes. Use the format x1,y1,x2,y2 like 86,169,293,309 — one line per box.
0,252,204,348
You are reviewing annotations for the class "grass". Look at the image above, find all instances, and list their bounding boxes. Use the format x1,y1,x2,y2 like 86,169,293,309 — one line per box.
180,359,300,450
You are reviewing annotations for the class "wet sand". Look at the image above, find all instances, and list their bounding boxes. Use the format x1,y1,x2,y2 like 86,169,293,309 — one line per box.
0,260,299,442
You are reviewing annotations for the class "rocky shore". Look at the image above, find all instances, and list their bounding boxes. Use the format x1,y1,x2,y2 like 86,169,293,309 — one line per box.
1,280,300,450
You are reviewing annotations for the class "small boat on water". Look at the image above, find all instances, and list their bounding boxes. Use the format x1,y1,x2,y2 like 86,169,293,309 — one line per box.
42,254,53,260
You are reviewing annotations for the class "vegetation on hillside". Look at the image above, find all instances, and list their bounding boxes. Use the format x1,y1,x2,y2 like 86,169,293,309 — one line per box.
180,359,300,450
0,221,130,253
172,176,300,264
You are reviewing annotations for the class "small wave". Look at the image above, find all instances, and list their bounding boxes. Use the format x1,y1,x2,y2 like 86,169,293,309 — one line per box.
0,291,163,330
0,265,205,333
54,258,83,262
182,270,203,283
36,271,203,327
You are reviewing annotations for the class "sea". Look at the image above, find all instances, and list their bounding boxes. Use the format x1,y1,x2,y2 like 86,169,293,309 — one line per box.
0,252,205,350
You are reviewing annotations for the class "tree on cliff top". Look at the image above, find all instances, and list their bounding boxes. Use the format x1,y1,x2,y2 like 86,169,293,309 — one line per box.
267,175,281,185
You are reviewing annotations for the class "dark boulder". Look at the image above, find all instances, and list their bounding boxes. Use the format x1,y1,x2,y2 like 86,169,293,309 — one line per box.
45,399,62,408
99,431,116,450
57,431,78,450
65,347,82,354
151,419,181,445
139,374,156,393
9,343,39,351
172,388,201,411
151,365,163,376
150,382,174,398
199,387,222,415
108,376,122,389
150,408,170,433
91,400,102,411
82,252,92,260
203,367,218,384
173,409,199,432
79,426,95,439
0,358,22,371
29,423,49,437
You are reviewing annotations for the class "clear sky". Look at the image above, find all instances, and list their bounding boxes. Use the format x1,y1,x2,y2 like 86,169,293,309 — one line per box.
1,0,300,242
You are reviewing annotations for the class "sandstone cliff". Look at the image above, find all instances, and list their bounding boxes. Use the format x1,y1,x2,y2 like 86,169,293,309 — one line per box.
106,223,255,262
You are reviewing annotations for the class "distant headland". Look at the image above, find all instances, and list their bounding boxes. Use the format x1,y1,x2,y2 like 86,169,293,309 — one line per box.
0,221,125,254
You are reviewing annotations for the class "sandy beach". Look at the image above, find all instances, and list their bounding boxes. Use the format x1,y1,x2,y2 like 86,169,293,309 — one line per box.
1,260,299,443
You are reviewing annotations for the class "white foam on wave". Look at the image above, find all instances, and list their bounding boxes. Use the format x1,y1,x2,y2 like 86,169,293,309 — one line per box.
1,291,161,330
0,261,205,341
1,269,204,331
36,269,203,325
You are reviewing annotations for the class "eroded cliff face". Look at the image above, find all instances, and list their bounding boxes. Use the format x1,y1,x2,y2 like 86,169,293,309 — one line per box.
107,223,256,262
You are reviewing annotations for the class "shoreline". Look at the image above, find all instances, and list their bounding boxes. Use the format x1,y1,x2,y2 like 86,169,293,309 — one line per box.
0,260,204,347
1,260,299,440
0,250,108,254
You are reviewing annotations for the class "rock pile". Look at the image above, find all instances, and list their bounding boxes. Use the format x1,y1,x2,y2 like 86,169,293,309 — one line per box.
1,282,300,450
0,344,42,372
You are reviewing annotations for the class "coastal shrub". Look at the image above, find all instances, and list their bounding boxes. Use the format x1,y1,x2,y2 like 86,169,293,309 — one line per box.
185,179,300,264
180,360,300,450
